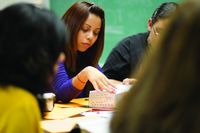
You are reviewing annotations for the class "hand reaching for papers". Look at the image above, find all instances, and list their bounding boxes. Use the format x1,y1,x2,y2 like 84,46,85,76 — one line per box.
75,66,116,93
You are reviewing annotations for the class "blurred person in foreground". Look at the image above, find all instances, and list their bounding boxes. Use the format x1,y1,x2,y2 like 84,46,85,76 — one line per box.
110,0,200,133
0,3,67,132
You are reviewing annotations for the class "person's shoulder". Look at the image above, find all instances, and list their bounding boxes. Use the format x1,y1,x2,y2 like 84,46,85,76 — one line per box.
6,86,38,108
0,86,40,117
120,32,147,43
12,87,41,119
1,86,42,132
116,32,148,48
128,32,148,42
0,86,36,102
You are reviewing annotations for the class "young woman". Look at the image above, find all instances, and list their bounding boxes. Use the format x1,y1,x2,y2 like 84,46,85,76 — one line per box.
110,1,200,133
0,3,67,132
52,1,116,103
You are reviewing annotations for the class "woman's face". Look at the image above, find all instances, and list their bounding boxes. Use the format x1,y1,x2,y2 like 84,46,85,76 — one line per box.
77,13,101,52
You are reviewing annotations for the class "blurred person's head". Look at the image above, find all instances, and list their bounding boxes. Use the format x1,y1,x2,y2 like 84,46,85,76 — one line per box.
0,3,67,112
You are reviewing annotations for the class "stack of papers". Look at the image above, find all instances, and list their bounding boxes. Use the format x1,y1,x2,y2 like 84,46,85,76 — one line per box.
88,84,131,109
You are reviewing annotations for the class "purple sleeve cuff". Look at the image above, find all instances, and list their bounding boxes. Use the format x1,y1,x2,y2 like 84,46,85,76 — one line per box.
97,65,103,73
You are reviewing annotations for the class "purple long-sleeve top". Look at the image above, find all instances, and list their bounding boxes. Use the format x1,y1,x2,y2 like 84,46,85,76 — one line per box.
52,62,102,103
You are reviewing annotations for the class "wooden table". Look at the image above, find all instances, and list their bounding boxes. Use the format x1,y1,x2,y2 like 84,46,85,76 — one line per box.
42,98,112,133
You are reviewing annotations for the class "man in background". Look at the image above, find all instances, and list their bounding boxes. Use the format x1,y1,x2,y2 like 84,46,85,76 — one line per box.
103,2,178,83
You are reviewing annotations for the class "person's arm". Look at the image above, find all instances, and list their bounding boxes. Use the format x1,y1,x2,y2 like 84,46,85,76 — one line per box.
53,63,116,103
73,66,116,92
53,63,82,103
102,38,131,81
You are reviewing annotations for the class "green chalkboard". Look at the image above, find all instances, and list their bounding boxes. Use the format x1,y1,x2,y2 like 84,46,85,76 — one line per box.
49,0,180,65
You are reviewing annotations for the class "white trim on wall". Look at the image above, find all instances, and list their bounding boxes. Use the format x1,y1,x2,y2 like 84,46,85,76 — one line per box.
0,0,49,10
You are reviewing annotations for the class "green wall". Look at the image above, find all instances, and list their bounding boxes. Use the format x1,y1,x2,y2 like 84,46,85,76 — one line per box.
49,0,180,65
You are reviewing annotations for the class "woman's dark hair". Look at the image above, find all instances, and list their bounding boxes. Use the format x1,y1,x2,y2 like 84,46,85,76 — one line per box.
62,1,105,72
0,3,67,112
151,2,178,25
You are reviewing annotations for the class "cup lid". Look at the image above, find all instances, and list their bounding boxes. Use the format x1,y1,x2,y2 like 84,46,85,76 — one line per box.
43,93,55,99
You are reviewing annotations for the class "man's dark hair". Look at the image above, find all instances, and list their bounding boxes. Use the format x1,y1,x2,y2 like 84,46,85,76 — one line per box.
151,2,178,24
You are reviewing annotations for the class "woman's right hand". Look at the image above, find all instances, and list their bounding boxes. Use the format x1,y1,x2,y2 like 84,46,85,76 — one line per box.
77,66,116,93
